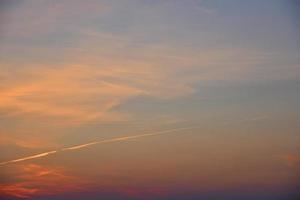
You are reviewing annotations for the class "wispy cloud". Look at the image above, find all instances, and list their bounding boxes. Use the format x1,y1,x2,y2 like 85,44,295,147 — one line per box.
0,65,142,123
0,164,91,198
276,154,300,168
0,163,172,199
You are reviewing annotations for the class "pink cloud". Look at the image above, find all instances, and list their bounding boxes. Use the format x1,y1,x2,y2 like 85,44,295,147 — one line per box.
0,164,92,198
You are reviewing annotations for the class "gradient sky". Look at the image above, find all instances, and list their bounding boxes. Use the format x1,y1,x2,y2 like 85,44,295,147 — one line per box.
0,0,299,199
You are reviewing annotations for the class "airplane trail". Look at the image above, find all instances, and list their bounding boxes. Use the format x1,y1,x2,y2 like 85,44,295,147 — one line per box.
0,126,196,166
0,151,57,166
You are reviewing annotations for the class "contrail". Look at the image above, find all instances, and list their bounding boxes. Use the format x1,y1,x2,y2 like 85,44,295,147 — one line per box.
62,127,194,151
0,151,57,166
0,126,196,166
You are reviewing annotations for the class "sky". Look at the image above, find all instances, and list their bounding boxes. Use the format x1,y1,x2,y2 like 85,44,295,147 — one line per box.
0,0,299,199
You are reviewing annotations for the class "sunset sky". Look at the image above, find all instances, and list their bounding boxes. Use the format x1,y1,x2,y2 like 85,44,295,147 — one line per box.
0,0,299,199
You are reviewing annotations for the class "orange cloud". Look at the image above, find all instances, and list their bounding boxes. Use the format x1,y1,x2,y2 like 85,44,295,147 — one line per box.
277,154,300,167
0,163,171,199
0,59,199,125
0,183,39,198
0,3,275,153
0,52,197,149
0,164,91,198
0,65,143,123
0,163,172,199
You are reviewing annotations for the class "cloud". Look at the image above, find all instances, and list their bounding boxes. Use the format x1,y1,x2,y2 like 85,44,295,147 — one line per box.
0,65,143,123
276,154,300,168
0,163,172,199
0,28,200,149
0,164,91,198
0,125,190,198
0,30,275,150
1,0,294,157
0,42,202,124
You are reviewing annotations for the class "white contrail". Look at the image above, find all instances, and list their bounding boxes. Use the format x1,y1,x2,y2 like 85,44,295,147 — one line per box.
62,126,194,151
0,151,57,166
0,126,196,166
